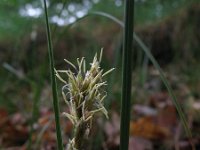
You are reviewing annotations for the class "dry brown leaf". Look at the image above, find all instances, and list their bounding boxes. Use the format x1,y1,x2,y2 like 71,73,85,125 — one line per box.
157,105,177,128
130,116,171,140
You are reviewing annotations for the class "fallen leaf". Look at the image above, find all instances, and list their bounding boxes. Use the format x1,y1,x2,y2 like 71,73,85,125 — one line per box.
157,105,177,129
130,116,171,140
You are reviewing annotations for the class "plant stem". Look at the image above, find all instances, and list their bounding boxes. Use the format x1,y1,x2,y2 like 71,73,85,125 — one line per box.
90,12,193,143
43,0,64,150
120,0,134,150
73,107,86,149
74,121,87,149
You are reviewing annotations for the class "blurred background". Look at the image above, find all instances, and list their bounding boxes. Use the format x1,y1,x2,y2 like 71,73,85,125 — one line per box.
0,0,200,149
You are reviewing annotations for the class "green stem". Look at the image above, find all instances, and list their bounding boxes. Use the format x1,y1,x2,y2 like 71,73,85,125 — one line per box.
91,11,193,143
43,0,64,150
120,0,134,150
133,34,194,149
74,121,87,149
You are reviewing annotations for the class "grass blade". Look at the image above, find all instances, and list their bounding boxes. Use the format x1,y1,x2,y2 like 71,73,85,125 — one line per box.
120,0,134,150
90,11,193,141
133,34,193,138
43,0,64,150
39,5,193,148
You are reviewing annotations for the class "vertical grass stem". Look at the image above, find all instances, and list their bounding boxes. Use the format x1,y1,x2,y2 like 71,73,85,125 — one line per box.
43,0,64,149
120,0,134,150
91,13,193,145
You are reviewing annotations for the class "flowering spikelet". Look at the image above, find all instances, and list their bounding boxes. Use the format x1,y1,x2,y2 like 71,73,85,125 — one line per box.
55,49,114,149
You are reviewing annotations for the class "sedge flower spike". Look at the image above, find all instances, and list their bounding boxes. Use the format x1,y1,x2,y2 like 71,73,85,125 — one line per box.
55,49,114,150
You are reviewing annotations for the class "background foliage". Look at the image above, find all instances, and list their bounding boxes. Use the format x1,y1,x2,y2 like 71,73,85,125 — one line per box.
0,0,200,149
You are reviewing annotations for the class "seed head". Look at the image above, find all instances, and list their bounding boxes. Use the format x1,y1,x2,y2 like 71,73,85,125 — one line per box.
55,49,114,126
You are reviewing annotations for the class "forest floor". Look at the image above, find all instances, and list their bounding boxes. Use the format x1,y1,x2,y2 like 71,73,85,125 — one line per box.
0,63,200,150
1,3,200,150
